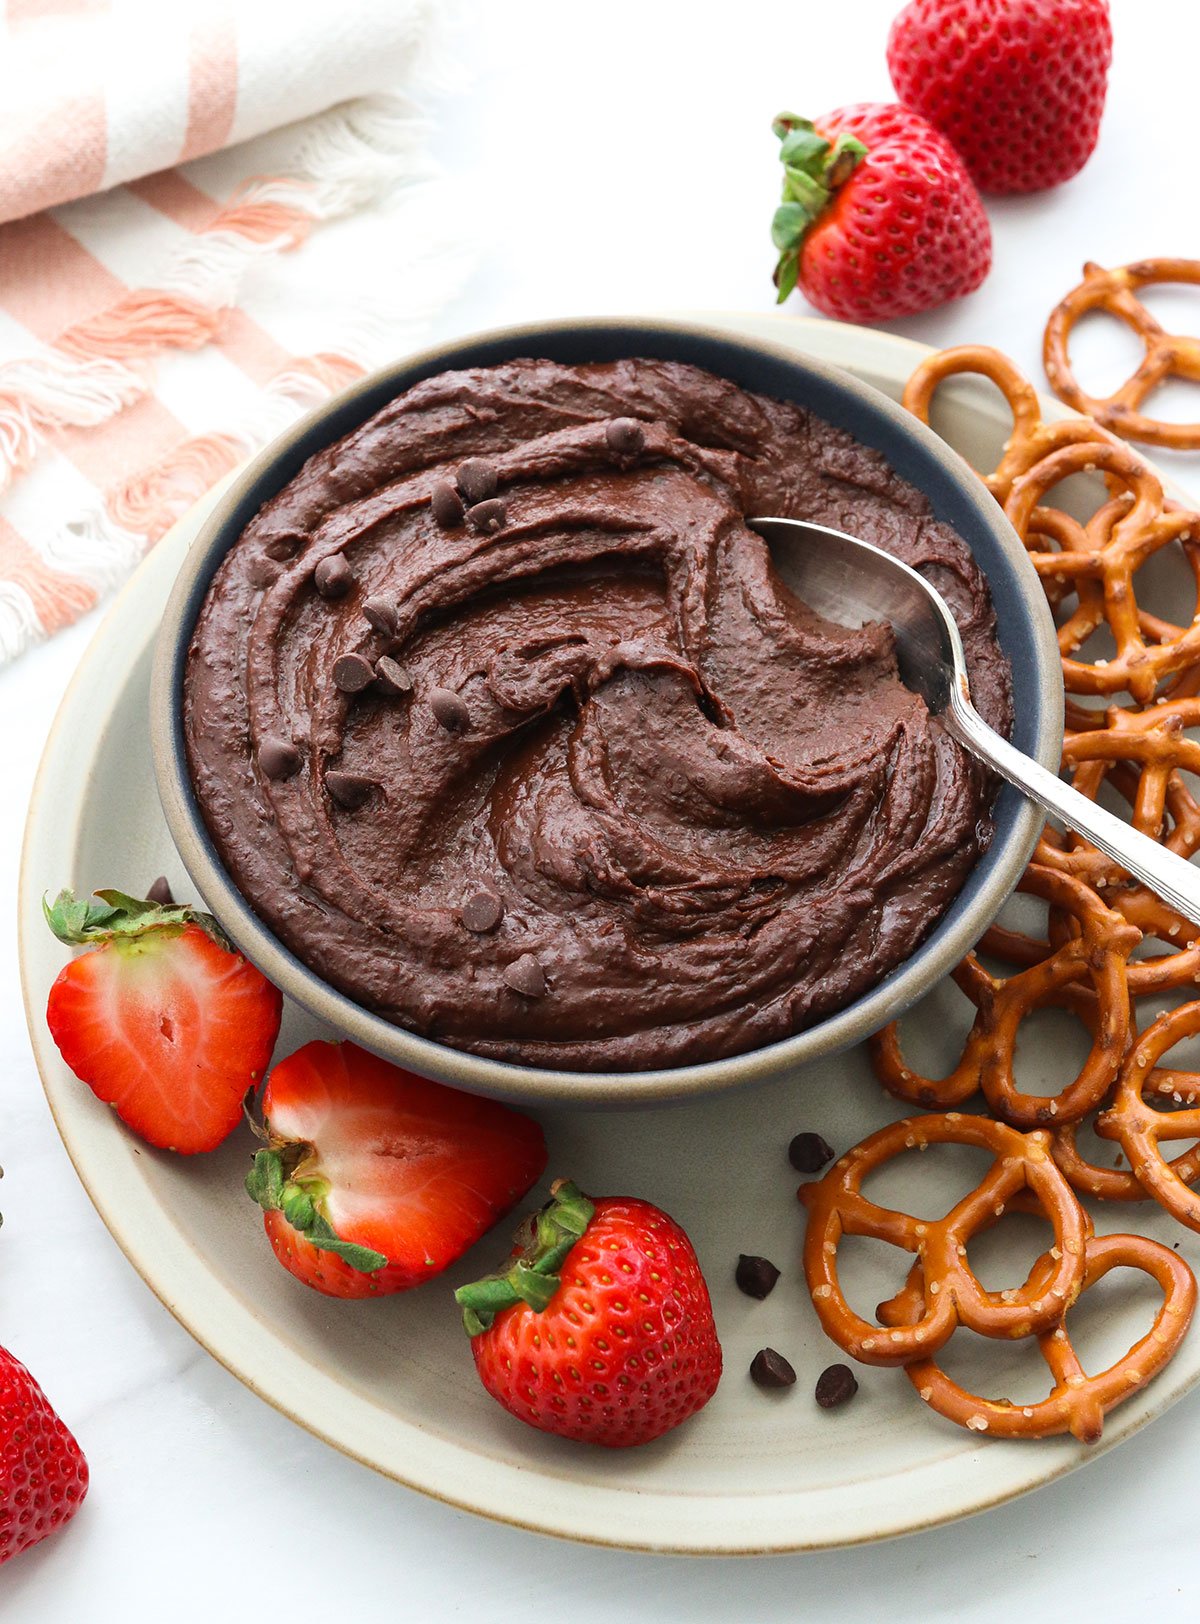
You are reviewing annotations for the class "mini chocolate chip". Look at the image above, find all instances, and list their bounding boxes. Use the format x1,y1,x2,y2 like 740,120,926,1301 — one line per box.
461,891,503,933
362,596,398,637
315,553,353,599
736,1255,781,1300
429,686,470,732
503,954,546,997
146,876,174,906
605,416,646,457
467,498,507,535
789,1132,835,1174
375,655,414,696
247,556,280,589
265,535,302,561
750,1348,796,1390
259,737,303,781
431,480,465,528
325,771,375,810
456,456,498,505
815,1363,859,1410
332,653,376,694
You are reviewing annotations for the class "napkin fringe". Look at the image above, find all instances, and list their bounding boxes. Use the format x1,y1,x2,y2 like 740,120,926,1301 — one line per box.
0,92,467,663
0,94,433,501
2,226,463,662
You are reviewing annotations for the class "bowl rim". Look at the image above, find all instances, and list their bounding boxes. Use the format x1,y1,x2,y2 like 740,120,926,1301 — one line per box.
150,314,1063,1107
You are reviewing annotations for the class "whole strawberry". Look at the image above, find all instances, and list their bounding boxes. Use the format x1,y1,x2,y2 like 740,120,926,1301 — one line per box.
45,888,282,1154
246,1041,547,1298
888,0,1113,194
0,1348,88,1565
456,1180,721,1448
771,103,991,322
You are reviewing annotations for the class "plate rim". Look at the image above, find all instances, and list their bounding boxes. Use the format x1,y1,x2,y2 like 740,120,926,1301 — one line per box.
20,311,1199,1554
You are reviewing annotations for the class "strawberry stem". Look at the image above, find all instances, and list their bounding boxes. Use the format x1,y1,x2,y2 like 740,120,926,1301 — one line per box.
769,111,867,305
246,1147,388,1274
43,887,232,952
454,1179,595,1336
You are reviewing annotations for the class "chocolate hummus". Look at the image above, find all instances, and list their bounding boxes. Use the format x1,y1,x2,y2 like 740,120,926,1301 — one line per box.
184,358,1011,1070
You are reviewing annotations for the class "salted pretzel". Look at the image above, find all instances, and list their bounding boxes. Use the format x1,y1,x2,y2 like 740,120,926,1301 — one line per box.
902,345,1117,504
976,705,1200,994
798,1113,1089,1367
1049,1118,1151,1203
1062,701,1200,858
870,866,1139,1128
1023,501,1109,617
1097,1001,1200,1230
1005,439,1198,705
906,346,1200,702
1044,259,1200,450
878,1231,1196,1442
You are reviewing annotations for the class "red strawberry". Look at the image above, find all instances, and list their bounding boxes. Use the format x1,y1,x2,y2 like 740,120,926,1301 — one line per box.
245,1041,547,1299
456,1180,722,1448
0,1346,88,1565
45,888,282,1155
888,0,1113,194
771,102,991,322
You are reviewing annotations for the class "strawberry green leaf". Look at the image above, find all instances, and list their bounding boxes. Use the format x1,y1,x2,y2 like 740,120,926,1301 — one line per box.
767,111,869,306
509,1260,560,1312
536,1178,592,1244
774,251,800,305
245,1147,388,1274
42,890,119,942
771,203,809,254
454,1179,596,1335
779,125,829,175
43,886,233,951
781,167,828,212
303,1212,389,1273
826,133,867,188
246,1147,285,1210
771,110,810,141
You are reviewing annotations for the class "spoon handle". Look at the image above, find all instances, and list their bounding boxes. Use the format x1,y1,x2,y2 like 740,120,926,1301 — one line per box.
945,694,1200,929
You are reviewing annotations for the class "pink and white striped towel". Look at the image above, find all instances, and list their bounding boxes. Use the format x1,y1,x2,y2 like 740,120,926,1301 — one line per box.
0,0,467,663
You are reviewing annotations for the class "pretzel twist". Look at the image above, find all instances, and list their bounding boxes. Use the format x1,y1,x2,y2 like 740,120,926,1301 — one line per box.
825,337,1200,1444
1097,1001,1200,1230
1049,1118,1148,1203
869,867,1139,1127
902,345,1116,504
1005,441,1194,705
1044,259,1200,450
798,1113,1089,1366
905,342,1200,704
1026,701,1200,991
878,1232,1196,1442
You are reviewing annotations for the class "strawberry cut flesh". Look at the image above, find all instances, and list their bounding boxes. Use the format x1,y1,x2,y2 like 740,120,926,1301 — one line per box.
46,923,281,1154
259,1042,548,1298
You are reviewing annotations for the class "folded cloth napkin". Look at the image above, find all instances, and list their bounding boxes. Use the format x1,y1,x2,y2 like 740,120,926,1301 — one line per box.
0,0,467,663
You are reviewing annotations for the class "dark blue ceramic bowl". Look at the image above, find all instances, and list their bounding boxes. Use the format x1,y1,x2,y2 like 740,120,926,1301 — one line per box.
151,318,1062,1108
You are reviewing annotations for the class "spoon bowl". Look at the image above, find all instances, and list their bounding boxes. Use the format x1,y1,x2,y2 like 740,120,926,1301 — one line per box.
751,516,1200,927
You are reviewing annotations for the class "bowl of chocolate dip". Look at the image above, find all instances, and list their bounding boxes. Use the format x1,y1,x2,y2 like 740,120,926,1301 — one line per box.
151,319,1061,1106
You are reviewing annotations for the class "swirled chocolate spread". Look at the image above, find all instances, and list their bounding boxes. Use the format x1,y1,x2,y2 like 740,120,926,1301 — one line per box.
184,358,1011,1070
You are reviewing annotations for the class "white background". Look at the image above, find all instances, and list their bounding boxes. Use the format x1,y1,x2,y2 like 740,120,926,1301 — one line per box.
5,0,1200,1617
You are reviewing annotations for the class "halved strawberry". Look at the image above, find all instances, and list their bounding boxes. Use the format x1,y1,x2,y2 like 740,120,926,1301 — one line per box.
245,1041,548,1299
44,888,282,1154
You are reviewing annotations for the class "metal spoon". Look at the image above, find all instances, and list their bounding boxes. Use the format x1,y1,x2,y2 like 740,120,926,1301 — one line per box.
750,516,1200,928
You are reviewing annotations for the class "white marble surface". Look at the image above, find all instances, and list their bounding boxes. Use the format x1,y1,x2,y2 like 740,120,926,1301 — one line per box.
5,0,1200,1614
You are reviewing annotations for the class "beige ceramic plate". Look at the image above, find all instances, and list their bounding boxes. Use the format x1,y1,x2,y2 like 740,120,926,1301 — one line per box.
20,314,1200,1553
